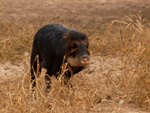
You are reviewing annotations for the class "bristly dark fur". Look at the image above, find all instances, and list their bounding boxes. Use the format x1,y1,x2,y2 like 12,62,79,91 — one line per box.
30,24,89,88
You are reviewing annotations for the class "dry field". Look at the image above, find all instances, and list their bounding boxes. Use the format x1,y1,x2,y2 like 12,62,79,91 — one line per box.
0,0,150,112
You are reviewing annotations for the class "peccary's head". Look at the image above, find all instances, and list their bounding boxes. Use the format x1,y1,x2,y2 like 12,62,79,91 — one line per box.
63,31,90,67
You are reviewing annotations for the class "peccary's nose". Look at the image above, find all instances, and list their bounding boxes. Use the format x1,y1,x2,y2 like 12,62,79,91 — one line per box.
81,56,90,64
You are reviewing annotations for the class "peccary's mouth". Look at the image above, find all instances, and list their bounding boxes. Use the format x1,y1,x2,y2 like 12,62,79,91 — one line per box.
67,56,90,67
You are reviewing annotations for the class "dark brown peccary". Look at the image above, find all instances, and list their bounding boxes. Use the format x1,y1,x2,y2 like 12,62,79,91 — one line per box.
30,24,90,89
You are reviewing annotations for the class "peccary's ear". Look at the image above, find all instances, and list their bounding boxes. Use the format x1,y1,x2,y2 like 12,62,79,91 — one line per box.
63,33,70,40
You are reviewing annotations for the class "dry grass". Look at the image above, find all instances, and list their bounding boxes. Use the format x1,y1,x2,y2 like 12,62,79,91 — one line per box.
92,13,150,110
0,12,150,112
0,64,108,113
0,19,35,62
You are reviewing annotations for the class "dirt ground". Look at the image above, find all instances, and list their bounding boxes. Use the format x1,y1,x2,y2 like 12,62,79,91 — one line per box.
0,0,150,112
1,0,150,23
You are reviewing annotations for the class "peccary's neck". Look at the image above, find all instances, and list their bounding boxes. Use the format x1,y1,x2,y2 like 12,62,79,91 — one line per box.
65,66,83,79
71,66,83,74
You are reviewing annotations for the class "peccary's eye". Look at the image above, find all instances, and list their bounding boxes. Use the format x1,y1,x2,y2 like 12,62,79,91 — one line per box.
86,45,89,48
71,44,77,49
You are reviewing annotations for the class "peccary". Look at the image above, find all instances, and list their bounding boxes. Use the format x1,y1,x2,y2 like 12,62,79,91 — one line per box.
30,24,90,89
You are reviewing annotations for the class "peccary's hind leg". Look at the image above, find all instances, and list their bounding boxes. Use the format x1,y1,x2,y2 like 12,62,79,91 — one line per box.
45,70,53,90
30,46,42,88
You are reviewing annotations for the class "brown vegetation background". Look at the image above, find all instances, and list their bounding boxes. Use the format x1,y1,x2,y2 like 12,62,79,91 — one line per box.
0,0,150,112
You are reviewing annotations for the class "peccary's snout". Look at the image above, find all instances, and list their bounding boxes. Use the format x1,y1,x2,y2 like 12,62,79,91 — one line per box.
81,55,90,65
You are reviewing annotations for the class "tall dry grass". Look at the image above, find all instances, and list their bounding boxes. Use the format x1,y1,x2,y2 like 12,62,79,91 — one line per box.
91,13,150,110
0,64,109,113
0,14,150,112
0,19,35,62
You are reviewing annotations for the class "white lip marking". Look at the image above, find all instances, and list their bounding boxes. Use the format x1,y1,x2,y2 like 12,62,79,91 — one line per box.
67,57,88,67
